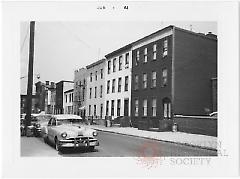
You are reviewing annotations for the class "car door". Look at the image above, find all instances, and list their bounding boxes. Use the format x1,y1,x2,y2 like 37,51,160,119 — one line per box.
47,118,54,142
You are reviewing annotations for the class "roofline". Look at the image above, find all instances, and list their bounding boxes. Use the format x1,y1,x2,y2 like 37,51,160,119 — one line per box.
64,89,74,93
56,80,74,84
105,44,132,58
86,58,106,69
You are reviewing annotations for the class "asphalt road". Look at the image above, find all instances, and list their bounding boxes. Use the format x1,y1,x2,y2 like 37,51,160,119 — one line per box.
21,131,217,157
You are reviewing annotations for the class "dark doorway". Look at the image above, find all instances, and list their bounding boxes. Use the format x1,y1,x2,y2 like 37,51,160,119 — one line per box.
124,98,129,116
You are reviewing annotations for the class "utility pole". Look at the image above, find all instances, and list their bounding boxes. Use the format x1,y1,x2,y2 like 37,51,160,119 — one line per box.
25,21,35,133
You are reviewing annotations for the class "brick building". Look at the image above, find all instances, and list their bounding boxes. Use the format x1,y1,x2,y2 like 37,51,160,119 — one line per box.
73,68,87,117
104,45,132,119
85,59,106,119
131,25,217,131
55,80,74,114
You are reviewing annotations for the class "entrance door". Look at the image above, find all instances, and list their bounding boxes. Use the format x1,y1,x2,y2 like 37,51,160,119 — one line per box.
124,99,129,116
163,98,171,120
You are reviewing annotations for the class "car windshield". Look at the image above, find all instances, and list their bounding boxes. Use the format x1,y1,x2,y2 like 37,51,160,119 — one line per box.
57,119,82,125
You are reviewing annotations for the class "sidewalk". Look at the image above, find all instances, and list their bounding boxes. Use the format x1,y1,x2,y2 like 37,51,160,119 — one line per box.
89,125,218,150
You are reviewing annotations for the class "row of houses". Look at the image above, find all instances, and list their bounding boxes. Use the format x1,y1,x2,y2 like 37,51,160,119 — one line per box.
26,25,217,132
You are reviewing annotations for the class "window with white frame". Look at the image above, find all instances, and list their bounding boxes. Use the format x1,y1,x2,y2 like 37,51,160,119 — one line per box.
153,44,157,60
113,58,116,72
100,69,103,79
152,98,157,116
144,47,148,63
143,99,147,116
118,77,122,92
94,86,97,98
119,56,122,71
125,76,129,91
151,71,157,88
106,101,109,116
111,100,114,116
163,39,168,57
95,71,97,81
125,53,129,68
112,79,116,93
107,80,110,94
89,88,92,99
100,85,103,98
134,99,139,116
90,73,93,82
135,50,140,66
162,68,168,86
107,61,111,74
143,73,147,89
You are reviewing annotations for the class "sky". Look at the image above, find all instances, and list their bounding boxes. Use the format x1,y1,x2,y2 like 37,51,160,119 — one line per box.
20,21,217,94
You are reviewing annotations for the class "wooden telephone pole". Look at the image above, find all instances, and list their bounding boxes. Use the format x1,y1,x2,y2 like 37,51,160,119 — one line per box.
25,21,35,132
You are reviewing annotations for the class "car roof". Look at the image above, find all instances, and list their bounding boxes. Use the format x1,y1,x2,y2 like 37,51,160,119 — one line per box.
53,114,82,120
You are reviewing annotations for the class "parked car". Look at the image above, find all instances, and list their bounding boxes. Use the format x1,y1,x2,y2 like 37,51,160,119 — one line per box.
32,114,52,137
43,114,99,151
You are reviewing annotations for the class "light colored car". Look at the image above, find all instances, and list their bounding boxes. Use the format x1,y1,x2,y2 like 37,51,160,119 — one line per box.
43,114,99,151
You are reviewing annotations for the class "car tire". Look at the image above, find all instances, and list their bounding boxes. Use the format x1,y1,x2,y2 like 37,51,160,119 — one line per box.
89,146,95,151
55,138,61,151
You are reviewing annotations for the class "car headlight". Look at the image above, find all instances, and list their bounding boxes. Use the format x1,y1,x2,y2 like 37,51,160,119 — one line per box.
92,131,97,136
61,132,67,138
36,124,41,128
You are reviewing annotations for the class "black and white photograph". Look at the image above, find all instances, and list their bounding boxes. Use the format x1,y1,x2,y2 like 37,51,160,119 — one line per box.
1,1,239,178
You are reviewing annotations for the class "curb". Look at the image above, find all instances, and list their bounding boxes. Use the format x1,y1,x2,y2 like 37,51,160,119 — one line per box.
92,127,217,152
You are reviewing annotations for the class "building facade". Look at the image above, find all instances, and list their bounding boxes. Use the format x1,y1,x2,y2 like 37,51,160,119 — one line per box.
85,59,106,119
131,25,217,131
73,68,87,117
63,89,74,114
104,45,132,119
55,80,74,114
44,81,56,114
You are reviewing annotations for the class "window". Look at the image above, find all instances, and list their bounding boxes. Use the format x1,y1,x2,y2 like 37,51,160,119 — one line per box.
90,73,93,82
65,95,67,103
163,39,168,57
125,76,129,91
106,101,109,116
151,71,157,88
143,99,147,116
143,73,147,89
134,75,139,90
107,80,110,94
125,53,129,68
94,105,96,116
100,69,103,79
135,50,140,65
119,56,122,71
144,47,148,63
100,104,103,118
100,85,103,98
118,77,122,92
152,98,157,116
134,99,139,116
113,58,116,72
89,105,91,116
112,79,116,93
162,68,168,86
108,61,111,74
153,44,157,60
95,86,97,98
117,99,121,116
95,71,97,81
89,88,92,99
111,100,114,116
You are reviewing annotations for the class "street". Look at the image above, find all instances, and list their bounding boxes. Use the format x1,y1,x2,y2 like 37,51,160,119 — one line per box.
21,131,217,157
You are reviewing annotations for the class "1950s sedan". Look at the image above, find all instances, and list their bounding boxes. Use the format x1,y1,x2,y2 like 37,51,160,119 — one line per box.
42,114,99,151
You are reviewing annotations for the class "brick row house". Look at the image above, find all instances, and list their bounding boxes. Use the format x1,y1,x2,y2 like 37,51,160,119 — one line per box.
131,25,217,131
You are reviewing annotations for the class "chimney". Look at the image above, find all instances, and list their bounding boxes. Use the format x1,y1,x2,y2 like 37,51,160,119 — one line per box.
206,32,217,40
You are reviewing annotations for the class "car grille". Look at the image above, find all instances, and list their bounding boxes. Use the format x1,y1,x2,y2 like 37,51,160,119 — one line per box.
63,136,96,144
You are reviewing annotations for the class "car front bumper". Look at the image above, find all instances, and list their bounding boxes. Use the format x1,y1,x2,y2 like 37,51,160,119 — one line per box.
59,138,99,148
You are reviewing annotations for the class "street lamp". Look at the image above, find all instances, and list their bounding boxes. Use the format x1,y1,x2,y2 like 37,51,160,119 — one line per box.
20,73,40,80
